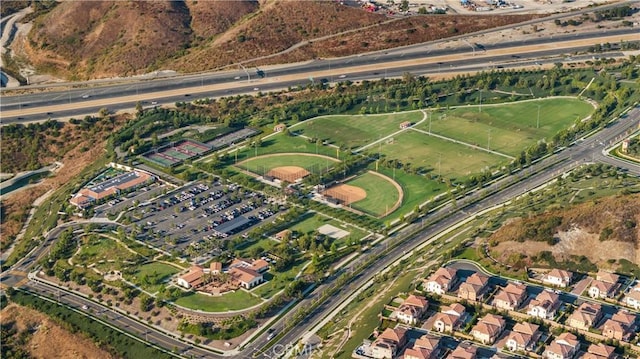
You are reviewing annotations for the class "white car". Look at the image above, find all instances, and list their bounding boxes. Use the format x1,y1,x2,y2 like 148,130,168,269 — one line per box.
81,95,90,99
253,87,260,91
151,101,158,105
82,305,89,310
338,74,347,78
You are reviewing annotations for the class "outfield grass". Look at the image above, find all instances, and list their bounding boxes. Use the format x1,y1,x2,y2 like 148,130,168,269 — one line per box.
289,213,368,245
126,262,180,293
345,172,400,217
293,111,425,149
175,290,262,312
373,166,448,219
237,154,339,175
418,98,593,156
379,130,507,179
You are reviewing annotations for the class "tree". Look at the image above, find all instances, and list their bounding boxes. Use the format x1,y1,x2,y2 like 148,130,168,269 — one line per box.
135,101,143,114
418,6,427,14
98,107,110,118
400,0,409,12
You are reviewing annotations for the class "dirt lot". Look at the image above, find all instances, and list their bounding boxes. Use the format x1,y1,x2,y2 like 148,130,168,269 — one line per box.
0,303,114,359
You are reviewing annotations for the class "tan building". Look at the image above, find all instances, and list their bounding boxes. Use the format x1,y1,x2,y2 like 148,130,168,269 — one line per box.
471,313,505,345
447,345,477,359
544,332,580,359
567,302,602,330
493,282,527,311
432,303,465,333
504,322,540,353
371,327,407,359
602,310,637,342
177,265,204,289
581,343,615,359
458,272,490,301
403,334,440,359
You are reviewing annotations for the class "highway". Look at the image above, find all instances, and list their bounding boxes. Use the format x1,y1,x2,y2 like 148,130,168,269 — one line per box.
1,28,638,124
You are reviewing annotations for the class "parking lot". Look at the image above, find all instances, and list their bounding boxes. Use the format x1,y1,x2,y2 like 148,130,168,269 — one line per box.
129,180,281,259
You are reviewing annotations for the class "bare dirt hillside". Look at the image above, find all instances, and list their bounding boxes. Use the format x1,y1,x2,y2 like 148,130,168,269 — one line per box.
0,303,114,359
19,0,538,80
488,194,640,269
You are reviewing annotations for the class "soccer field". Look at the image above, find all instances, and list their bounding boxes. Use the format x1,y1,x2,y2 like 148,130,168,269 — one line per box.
293,111,425,149
379,131,508,179
417,98,593,156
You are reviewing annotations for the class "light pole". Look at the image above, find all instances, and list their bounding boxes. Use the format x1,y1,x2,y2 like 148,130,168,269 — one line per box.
428,111,432,134
487,129,492,151
536,104,541,129
479,89,482,113
239,64,251,83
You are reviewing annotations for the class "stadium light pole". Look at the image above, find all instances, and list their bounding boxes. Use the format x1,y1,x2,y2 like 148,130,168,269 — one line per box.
479,89,482,113
487,129,492,151
428,111,432,134
536,104,541,129
239,64,251,83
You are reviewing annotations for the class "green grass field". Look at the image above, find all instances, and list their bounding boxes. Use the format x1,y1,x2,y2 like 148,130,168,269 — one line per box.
293,111,425,149
373,166,448,219
379,131,507,179
175,290,262,312
289,213,368,245
74,236,139,266
417,98,593,156
237,154,339,176
345,172,400,217
125,262,180,293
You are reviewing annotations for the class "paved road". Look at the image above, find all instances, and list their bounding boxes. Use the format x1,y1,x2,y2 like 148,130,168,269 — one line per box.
1,28,638,123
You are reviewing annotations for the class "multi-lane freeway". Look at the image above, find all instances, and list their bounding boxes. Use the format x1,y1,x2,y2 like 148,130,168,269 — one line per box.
1,28,639,124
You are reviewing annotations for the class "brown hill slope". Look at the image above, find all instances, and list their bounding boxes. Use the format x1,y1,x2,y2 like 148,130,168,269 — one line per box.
488,194,640,270
26,0,194,79
21,0,537,79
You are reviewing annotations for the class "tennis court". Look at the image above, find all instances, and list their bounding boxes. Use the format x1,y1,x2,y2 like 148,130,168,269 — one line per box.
146,153,179,167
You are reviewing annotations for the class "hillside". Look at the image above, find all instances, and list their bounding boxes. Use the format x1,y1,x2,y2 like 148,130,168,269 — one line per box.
488,193,640,272
1,303,114,359
17,0,538,80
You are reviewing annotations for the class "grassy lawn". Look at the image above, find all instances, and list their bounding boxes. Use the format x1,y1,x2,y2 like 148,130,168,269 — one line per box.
345,172,400,217
292,111,425,149
125,262,180,293
373,166,447,220
418,98,593,156
237,154,339,176
252,258,308,299
74,235,139,266
379,130,508,180
175,290,262,312
289,213,368,246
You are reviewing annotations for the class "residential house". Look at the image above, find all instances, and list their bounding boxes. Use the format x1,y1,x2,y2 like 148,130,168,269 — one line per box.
371,327,408,359
588,271,620,299
505,322,540,353
447,345,477,359
177,266,204,289
404,334,440,359
567,302,602,331
544,332,580,359
471,313,506,345
493,282,527,311
543,269,573,288
602,310,637,342
432,303,466,333
394,295,428,325
229,266,263,289
581,343,615,359
424,267,458,295
624,286,640,310
458,272,490,301
528,290,561,320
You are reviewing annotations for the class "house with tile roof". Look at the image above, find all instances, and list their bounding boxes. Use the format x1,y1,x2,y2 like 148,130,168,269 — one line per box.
432,303,465,333
424,267,458,295
504,322,540,353
471,313,506,345
543,332,580,359
458,272,490,301
403,334,440,359
394,295,428,325
588,271,620,299
602,310,637,342
493,282,527,311
543,269,573,288
624,285,640,310
527,290,561,319
567,302,602,331
371,327,408,359
447,345,477,359
581,343,616,359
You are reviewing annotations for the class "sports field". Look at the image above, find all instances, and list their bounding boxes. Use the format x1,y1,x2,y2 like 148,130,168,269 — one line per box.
417,98,593,156
379,131,507,178
293,111,425,149
237,154,339,176
289,213,368,245
344,172,401,217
